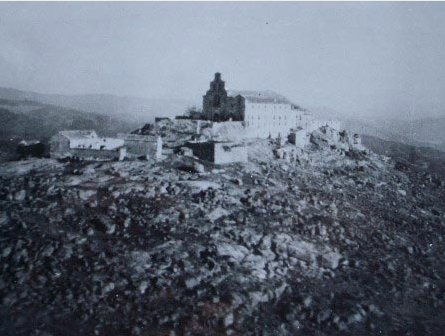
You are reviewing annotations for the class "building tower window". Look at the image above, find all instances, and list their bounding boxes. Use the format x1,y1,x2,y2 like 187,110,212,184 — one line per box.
213,95,221,107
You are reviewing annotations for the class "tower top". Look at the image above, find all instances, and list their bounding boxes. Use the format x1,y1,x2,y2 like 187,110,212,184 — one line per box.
214,72,221,80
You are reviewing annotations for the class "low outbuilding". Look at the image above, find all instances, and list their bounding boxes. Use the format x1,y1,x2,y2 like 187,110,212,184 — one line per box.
288,129,309,148
117,133,162,160
50,130,126,161
17,140,45,158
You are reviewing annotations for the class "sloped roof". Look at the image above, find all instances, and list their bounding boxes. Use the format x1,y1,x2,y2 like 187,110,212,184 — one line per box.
117,133,159,142
227,90,292,104
58,130,124,150
19,140,41,146
59,130,98,140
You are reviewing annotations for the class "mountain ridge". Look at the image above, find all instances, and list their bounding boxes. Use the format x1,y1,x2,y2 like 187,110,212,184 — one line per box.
0,87,194,123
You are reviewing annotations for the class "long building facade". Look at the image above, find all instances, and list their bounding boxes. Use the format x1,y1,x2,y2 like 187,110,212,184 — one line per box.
50,130,127,161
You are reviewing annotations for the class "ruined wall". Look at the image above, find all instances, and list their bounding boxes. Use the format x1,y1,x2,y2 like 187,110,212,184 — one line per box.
17,142,45,158
306,120,341,133
123,140,150,156
185,141,247,164
214,143,248,164
124,139,161,158
185,142,215,162
69,147,124,161
49,134,70,158
209,121,245,142
117,134,163,159
288,129,309,148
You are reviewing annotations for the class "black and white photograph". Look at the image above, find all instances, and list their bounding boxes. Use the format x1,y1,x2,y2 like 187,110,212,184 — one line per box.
0,1,445,335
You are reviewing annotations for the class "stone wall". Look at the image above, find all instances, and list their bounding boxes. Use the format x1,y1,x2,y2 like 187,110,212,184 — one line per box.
49,134,70,158
208,121,245,142
185,142,215,162
288,129,309,148
214,143,248,165
306,120,342,133
117,134,162,159
185,141,247,164
69,147,125,161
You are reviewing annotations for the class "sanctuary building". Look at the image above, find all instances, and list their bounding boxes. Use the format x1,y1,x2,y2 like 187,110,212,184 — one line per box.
202,72,322,138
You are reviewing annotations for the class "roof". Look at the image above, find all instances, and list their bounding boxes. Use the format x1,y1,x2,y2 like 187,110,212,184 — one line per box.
59,130,98,140
187,140,242,145
227,90,293,104
57,130,124,150
19,140,41,146
117,133,159,142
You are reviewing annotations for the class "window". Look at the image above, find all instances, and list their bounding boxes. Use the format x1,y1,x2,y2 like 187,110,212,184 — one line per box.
213,95,221,107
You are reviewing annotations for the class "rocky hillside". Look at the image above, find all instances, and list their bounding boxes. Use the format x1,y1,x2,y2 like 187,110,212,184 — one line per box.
0,125,444,335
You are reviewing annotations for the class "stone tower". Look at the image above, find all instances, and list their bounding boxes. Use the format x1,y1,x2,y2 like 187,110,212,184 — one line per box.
202,73,244,121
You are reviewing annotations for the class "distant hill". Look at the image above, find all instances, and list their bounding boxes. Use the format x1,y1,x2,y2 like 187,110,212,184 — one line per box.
340,116,445,153
0,87,194,123
307,105,445,152
0,100,139,161
0,101,137,140
362,134,445,178
382,117,445,148
0,86,195,161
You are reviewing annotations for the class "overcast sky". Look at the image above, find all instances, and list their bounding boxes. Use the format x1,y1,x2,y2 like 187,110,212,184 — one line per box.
1,2,445,119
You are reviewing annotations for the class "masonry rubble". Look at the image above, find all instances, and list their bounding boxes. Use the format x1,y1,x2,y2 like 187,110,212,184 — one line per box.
1,132,443,334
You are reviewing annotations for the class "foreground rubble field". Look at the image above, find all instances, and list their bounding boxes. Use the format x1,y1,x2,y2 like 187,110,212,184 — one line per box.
1,138,444,335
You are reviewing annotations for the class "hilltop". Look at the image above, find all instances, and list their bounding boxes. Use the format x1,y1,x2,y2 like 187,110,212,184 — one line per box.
0,124,444,335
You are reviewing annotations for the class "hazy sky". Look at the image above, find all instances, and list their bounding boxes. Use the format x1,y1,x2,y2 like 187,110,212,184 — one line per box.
1,2,445,119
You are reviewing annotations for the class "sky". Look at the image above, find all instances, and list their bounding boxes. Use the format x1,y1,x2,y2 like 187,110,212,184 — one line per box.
1,2,445,119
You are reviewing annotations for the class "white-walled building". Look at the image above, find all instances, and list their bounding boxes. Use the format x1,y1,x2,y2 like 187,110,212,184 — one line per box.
201,73,339,140
238,93,305,138
50,130,126,161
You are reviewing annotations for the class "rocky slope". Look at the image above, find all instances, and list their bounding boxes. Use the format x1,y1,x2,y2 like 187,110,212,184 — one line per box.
0,126,444,335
